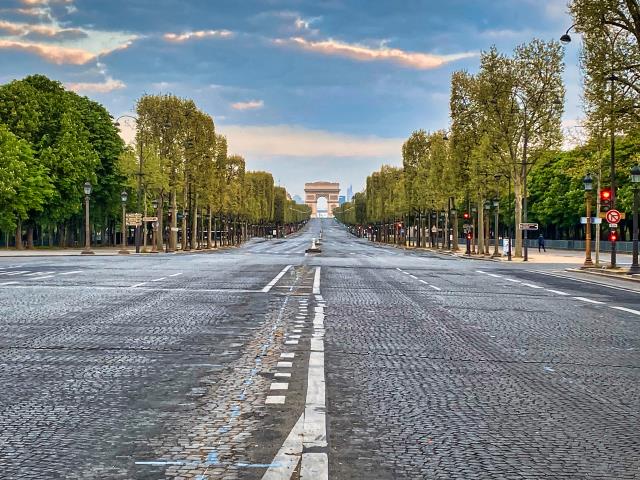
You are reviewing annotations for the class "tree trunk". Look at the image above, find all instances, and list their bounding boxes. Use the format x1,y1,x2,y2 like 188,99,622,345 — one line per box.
170,188,177,252
15,220,23,250
513,177,523,258
207,207,212,248
26,225,34,249
478,200,485,255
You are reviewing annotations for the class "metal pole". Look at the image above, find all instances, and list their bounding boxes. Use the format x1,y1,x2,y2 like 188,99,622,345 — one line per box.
631,187,640,274
135,138,143,254
508,177,512,261
523,169,528,261
610,75,617,268
584,191,594,268
493,204,500,257
119,204,129,254
81,195,94,254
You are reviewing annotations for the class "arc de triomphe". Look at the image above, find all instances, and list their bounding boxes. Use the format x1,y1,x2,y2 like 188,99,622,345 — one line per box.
304,181,340,218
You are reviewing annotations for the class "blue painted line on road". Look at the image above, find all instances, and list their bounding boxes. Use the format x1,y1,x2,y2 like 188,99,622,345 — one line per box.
206,450,220,465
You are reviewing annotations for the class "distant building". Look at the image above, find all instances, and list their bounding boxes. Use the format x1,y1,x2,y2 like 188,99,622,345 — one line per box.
346,185,353,202
292,194,303,204
338,196,346,205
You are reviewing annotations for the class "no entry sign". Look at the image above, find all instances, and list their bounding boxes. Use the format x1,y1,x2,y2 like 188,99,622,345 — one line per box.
605,209,621,224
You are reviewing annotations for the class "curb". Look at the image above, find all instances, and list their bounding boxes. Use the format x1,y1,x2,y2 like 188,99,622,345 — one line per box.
565,268,640,284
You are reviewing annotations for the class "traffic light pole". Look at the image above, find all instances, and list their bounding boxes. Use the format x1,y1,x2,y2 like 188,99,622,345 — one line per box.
610,76,617,269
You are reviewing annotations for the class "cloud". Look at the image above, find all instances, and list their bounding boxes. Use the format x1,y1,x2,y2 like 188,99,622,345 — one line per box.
231,99,264,110
163,29,233,43
220,124,403,158
273,37,476,70
0,39,94,63
20,0,73,4
0,19,87,40
66,77,126,93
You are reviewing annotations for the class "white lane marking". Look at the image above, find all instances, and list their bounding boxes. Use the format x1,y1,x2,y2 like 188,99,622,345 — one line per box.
59,270,82,275
131,282,147,288
573,296,605,305
419,279,428,284
280,353,295,358
276,361,292,368
270,383,289,390
265,396,286,405
546,289,569,296
261,413,304,478
151,277,166,282
610,306,640,315
263,265,293,293
31,275,54,280
475,270,486,274
409,274,417,279
429,285,442,291
487,273,502,278
285,340,299,345
301,276,327,478
25,271,54,276
169,272,183,277
0,281,19,286
528,269,640,295
396,267,402,271
3,271,29,276
505,278,521,283
522,283,543,289
312,266,321,294
274,372,291,378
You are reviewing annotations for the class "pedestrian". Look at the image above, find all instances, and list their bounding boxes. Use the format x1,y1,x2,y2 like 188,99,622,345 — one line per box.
538,234,546,253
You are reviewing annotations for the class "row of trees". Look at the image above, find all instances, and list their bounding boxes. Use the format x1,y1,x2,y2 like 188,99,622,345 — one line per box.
336,0,640,256
0,75,309,249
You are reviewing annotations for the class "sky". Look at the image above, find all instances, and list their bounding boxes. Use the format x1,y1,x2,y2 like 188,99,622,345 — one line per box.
0,0,582,198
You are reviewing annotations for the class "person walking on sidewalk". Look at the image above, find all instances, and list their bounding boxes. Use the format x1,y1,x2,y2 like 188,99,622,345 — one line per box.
538,234,546,253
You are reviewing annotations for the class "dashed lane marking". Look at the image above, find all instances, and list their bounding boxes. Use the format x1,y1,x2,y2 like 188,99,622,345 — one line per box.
528,269,640,295
610,306,640,315
25,271,54,276
573,296,605,305
429,285,442,291
59,270,82,275
270,383,289,390
505,278,521,283
312,266,321,294
0,281,19,286
265,396,286,405
262,265,293,293
31,275,54,280
522,283,543,289
151,277,166,282
130,282,147,288
546,289,569,296
169,272,183,277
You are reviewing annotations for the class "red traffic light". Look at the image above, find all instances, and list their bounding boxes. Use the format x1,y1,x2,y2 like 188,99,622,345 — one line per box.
609,231,618,242
600,189,612,200
463,212,470,219
466,233,472,240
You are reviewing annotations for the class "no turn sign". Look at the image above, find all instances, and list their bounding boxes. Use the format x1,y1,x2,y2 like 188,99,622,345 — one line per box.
606,209,621,224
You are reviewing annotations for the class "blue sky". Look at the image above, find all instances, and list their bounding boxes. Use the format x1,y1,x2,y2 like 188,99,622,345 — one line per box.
0,0,581,198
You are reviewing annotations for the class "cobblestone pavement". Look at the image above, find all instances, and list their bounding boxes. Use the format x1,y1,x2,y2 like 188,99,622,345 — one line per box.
318,222,640,479
2,219,639,479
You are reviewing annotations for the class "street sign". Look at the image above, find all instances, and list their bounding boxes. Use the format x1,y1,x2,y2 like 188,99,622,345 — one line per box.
143,216,158,222
125,213,142,226
606,209,621,224
609,223,618,228
599,211,625,220
580,217,602,224
519,223,539,231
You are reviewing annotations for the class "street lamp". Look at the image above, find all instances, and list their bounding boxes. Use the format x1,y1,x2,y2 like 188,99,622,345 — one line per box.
582,174,595,268
492,199,500,258
483,200,491,255
119,190,129,255
629,166,640,274
81,182,94,255
151,198,159,253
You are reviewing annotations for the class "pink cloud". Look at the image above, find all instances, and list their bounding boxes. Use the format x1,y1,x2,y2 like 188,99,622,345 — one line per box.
0,19,84,38
274,37,476,70
0,39,132,64
164,29,233,43
66,77,126,93
231,99,264,111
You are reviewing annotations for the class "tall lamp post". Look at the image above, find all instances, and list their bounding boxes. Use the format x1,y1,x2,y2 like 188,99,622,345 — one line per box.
119,191,129,255
81,182,94,255
562,24,623,268
582,174,594,268
630,166,640,274
151,198,159,253
492,198,500,258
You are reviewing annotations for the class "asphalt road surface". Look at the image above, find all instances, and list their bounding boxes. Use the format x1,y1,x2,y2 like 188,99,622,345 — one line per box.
1,219,638,479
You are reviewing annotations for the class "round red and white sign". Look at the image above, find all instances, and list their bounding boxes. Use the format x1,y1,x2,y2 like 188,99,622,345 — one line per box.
606,209,621,224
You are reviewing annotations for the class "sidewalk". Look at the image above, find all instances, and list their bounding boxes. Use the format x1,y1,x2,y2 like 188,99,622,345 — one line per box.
0,245,228,257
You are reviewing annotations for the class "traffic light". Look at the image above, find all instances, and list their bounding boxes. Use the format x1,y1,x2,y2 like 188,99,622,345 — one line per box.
601,189,612,211
609,230,618,242
463,212,470,220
